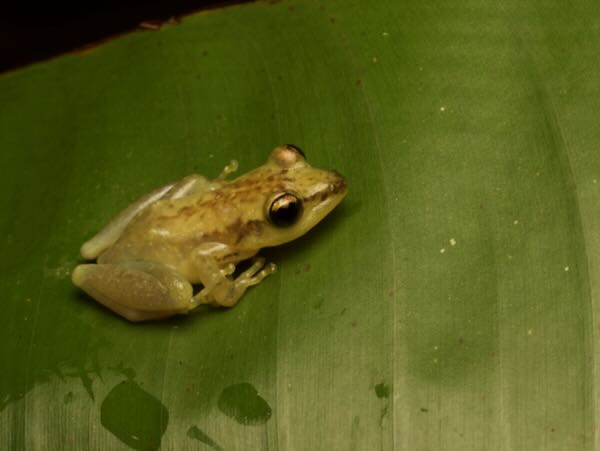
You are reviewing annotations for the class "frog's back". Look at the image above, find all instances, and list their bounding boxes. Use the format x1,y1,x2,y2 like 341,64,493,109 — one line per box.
97,169,285,266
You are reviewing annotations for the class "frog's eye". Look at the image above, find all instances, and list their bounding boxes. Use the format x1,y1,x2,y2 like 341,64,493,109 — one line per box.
267,193,303,227
270,144,306,167
284,144,306,159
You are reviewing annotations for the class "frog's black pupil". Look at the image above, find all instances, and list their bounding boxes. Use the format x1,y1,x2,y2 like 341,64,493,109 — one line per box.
269,194,302,227
285,144,306,159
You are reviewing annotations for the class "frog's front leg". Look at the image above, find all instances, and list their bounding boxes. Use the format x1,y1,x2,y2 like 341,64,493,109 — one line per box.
72,261,194,322
190,254,277,308
216,159,239,180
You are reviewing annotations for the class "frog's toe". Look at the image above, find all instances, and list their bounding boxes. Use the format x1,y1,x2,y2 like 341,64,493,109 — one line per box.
238,258,277,286
71,264,88,287
72,262,193,322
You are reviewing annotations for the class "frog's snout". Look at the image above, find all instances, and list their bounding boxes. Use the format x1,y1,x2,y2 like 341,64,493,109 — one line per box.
329,170,348,196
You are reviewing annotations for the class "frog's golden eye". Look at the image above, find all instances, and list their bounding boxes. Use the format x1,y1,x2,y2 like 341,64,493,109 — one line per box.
268,193,303,227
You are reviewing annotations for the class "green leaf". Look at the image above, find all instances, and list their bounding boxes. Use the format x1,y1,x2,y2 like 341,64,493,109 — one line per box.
1,0,599,449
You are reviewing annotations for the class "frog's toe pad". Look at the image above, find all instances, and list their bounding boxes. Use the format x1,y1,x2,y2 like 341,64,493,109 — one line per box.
237,259,276,287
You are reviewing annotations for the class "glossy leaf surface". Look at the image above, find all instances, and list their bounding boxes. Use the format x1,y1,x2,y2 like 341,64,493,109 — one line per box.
1,0,599,449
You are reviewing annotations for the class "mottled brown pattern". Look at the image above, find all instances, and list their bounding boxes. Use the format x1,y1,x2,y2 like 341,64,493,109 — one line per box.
177,206,196,217
304,177,347,202
200,218,266,244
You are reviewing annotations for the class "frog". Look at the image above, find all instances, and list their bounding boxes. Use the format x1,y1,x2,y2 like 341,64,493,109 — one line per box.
71,144,347,322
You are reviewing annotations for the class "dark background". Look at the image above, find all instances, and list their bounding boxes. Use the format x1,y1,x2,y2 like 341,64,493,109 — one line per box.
0,0,249,73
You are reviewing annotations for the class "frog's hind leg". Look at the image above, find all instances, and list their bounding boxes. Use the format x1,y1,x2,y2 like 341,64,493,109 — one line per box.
72,261,193,322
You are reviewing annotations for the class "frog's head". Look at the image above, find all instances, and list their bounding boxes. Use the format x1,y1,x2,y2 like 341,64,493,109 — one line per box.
258,144,348,247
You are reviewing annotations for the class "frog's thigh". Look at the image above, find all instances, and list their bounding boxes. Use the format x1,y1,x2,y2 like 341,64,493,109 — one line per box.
72,261,193,322
192,256,276,308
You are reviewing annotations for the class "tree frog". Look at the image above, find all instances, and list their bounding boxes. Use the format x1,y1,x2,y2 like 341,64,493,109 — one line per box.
72,145,347,322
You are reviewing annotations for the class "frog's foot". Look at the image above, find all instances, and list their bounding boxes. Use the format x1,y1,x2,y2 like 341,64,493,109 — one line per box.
193,257,277,308
72,261,193,322
217,159,239,180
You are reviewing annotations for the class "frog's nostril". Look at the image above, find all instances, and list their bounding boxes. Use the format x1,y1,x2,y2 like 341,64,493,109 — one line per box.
331,175,347,195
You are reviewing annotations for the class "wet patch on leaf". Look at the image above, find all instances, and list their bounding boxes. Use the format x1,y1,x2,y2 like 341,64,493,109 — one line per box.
374,382,390,399
217,382,272,425
187,425,223,450
100,379,168,450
